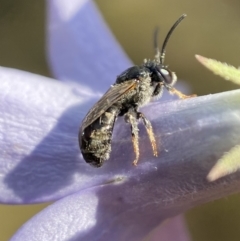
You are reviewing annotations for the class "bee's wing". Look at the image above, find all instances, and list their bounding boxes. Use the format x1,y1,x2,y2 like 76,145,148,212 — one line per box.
81,79,138,130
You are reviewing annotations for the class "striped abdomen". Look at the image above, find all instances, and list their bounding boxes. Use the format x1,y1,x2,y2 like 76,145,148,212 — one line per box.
79,105,119,167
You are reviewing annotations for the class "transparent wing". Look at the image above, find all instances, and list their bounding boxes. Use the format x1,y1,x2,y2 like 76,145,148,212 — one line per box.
81,79,138,130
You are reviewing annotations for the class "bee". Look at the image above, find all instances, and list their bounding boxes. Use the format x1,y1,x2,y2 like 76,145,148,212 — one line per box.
79,14,195,167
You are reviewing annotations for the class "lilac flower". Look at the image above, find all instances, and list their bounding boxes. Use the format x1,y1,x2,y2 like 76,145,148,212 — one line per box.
0,0,240,240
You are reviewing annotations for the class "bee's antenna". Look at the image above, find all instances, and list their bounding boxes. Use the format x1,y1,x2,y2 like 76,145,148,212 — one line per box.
160,14,187,64
154,27,160,64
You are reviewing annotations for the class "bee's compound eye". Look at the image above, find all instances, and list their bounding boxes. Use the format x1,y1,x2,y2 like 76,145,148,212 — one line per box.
160,68,177,86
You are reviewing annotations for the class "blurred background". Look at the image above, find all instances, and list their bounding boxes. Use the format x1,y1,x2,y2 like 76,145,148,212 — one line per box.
0,0,240,240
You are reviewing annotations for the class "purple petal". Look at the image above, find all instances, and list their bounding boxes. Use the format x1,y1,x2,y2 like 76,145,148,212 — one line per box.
10,107,240,241
1,65,240,206
0,0,191,205
147,215,190,241
10,188,191,241
0,67,99,204
47,0,131,91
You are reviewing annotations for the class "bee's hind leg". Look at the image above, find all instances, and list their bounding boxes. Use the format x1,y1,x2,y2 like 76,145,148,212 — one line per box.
124,108,140,166
124,108,158,166
137,112,158,157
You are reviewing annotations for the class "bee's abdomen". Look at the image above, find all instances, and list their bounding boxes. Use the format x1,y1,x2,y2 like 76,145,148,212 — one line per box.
79,106,119,167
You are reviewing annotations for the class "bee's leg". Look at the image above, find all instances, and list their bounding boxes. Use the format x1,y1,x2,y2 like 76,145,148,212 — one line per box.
152,83,163,97
124,109,140,166
168,87,196,99
137,112,158,157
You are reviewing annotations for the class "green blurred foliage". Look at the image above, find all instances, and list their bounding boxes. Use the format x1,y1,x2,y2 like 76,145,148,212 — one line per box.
0,0,50,76
186,194,240,241
0,203,50,241
1,0,240,240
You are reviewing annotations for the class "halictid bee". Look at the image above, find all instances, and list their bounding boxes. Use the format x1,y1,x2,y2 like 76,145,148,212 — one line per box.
79,14,195,167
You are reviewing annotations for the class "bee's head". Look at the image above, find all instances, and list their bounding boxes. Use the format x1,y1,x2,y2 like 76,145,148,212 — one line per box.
151,14,186,89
